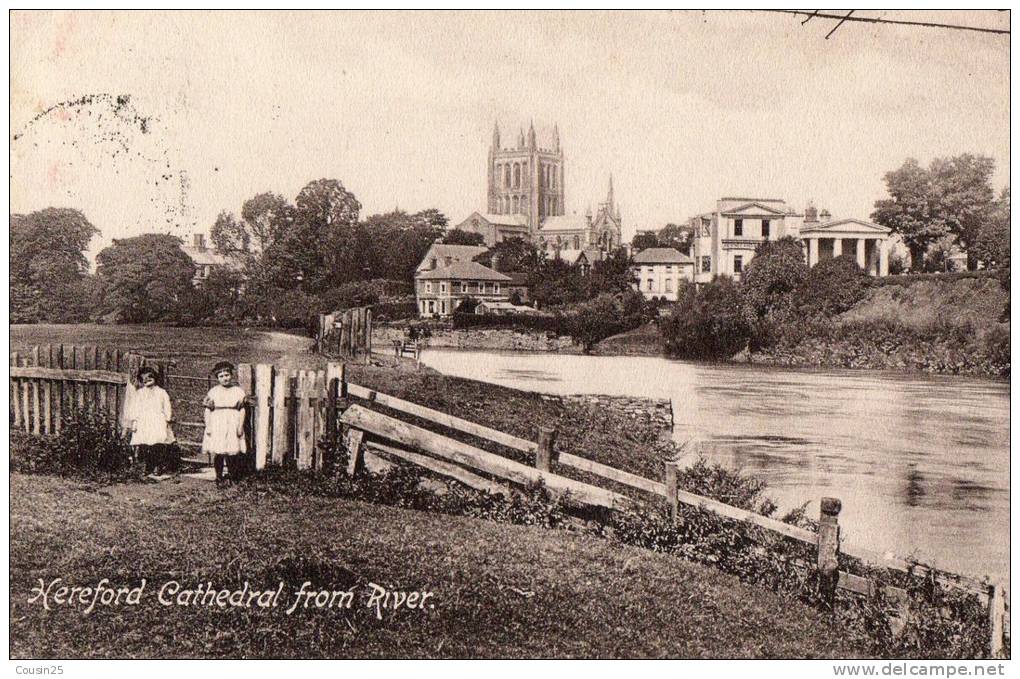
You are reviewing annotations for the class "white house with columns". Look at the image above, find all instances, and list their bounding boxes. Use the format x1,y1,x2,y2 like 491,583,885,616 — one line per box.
688,198,892,283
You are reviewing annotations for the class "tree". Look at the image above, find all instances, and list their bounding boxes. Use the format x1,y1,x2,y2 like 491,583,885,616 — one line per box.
799,255,872,316
631,232,659,251
972,186,1010,269
741,236,809,318
474,237,542,273
661,277,752,360
872,158,946,268
561,291,644,353
360,209,444,282
10,208,99,322
582,249,635,298
444,228,485,246
928,154,995,268
95,234,196,323
872,155,997,270
658,222,695,254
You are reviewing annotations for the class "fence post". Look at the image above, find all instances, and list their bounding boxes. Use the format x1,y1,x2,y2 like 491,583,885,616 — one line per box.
664,461,679,523
325,362,345,433
295,371,314,470
535,426,558,472
988,583,1005,658
345,429,365,476
254,364,273,470
11,351,21,430
365,308,373,361
271,368,289,466
817,497,842,609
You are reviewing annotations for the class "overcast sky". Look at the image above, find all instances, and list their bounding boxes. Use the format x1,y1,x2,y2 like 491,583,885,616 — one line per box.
10,10,1010,259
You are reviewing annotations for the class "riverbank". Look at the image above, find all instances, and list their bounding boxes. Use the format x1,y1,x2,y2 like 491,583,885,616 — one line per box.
10,473,868,659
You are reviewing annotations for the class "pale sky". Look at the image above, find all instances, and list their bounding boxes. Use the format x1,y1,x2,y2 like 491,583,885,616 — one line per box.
9,10,1010,260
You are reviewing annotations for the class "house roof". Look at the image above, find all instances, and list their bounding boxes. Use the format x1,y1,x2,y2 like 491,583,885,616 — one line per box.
632,247,693,264
800,218,891,235
575,247,605,264
416,260,511,281
720,201,789,216
539,215,589,232
508,272,530,286
416,243,489,272
478,213,528,227
181,245,228,267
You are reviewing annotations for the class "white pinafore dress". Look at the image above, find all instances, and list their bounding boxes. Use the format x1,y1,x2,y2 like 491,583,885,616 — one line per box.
202,385,247,456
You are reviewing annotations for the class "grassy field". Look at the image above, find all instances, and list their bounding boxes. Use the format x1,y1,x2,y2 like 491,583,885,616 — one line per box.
9,473,868,659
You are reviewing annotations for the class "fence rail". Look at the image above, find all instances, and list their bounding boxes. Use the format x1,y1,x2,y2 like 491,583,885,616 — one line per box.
8,347,1009,657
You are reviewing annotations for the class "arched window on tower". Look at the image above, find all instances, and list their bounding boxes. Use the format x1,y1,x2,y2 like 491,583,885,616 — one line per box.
512,196,519,213
513,164,520,188
573,235,580,250
551,165,557,189
504,164,511,188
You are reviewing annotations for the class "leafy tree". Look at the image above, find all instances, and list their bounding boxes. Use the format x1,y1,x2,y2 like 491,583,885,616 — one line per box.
415,208,449,230
972,186,1010,269
658,222,695,254
799,254,872,316
319,281,381,311
661,277,752,360
10,208,99,322
872,158,946,268
872,155,997,270
561,291,644,353
444,228,485,246
211,192,295,268
631,232,659,251
474,237,542,273
361,209,444,282
582,249,635,298
178,267,246,325
95,234,196,323
741,236,809,318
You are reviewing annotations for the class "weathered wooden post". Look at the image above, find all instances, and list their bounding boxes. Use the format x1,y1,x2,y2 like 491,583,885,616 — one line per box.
271,367,290,466
345,429,365,477
535,426,558,472
988,583,1005,658
254,364,273,470
664,461,679,523
817,497,842,609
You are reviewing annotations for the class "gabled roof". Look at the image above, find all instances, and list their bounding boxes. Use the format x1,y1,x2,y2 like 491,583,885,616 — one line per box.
632,247,693,265
416,260,511,281
800,218,891,235
539,215,589,232
574,247,606,264
181,245,229,267
720,201,788,216
478,212,528,227
416,243,488,272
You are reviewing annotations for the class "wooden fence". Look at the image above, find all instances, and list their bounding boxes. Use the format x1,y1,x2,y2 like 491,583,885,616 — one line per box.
9,345,172,435
315,307,373,361
8,349,1009,657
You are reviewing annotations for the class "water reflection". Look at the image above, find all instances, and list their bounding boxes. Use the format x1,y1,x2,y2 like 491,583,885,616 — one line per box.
420,349,1009,585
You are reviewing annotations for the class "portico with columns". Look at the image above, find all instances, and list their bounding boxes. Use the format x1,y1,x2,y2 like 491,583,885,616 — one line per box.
800,218,892,277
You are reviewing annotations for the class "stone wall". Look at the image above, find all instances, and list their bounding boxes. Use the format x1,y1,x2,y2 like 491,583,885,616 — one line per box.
374,325,576,352
541,393,674,436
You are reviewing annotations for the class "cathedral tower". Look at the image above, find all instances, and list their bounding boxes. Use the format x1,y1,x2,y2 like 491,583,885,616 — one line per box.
487,120,565,236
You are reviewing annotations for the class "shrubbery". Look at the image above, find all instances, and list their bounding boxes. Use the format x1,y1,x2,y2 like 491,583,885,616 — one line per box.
660,277,752,360
11,407,138,481
799,254,874,316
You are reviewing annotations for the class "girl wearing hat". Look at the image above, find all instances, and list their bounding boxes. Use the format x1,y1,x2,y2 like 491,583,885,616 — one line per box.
202,361,247,485
124,365,176,476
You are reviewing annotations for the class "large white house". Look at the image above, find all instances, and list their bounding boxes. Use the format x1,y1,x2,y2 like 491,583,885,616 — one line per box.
630,247,695,301
687,198,893,283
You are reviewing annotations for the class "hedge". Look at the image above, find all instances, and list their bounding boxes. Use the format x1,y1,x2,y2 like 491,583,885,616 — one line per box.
874,269,1007,288
452,311,566,334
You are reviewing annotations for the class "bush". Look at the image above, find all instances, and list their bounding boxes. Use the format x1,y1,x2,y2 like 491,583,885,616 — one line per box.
452,311,566,334
661,277,752,360
741,237,809,318
319,281,380,312
371,300,418,322
11,407,138,480
800,255,873,316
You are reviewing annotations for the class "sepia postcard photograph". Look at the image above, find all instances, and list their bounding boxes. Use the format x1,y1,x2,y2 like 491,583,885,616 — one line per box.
7,9,1012,666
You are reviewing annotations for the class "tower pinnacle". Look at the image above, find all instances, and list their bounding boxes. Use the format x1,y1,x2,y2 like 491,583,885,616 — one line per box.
492,121,500,151
527,120,537,149
553,123,560,152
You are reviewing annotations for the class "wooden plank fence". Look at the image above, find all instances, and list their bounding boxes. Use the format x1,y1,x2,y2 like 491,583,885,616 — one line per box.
8,348,1010,657
9,345,171,435
316,306,373,361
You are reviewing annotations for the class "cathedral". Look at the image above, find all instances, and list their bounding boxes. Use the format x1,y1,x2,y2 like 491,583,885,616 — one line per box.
453,121,622,262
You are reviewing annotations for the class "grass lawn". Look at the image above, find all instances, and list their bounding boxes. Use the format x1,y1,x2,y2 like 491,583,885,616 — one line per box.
9,473,868,659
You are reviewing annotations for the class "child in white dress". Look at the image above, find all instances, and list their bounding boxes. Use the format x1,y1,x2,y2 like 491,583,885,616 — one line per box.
202,361,247,485
124,366,176,476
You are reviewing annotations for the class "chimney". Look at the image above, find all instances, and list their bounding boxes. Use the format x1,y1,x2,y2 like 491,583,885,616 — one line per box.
804,203,818,224
193,233,206,250
820,209,832,223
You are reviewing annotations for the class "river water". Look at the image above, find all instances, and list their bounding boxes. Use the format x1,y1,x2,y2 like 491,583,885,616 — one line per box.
420,349,1010,585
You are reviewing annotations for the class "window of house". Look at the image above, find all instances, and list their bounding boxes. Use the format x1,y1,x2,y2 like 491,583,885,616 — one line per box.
428,301,435,313
494,283,500,293
734,255,744,274
665,279,673,293
646,279,654,291
453,282,461,293
734,219,743,237
440,282,447,294
425,282,432,293
762,220,770,239
701,256,711,273
441,301,447,315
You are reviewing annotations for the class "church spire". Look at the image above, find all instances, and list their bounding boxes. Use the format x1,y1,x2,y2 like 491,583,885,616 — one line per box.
606,174,615,211
527,120,537,149
517,127,525,148
491,121,500,151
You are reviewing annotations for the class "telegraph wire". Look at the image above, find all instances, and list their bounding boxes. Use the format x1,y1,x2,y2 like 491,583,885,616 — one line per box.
760,10,1009,36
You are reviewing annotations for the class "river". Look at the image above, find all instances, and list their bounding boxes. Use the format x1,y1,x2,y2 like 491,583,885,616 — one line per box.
420,349,1010,586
